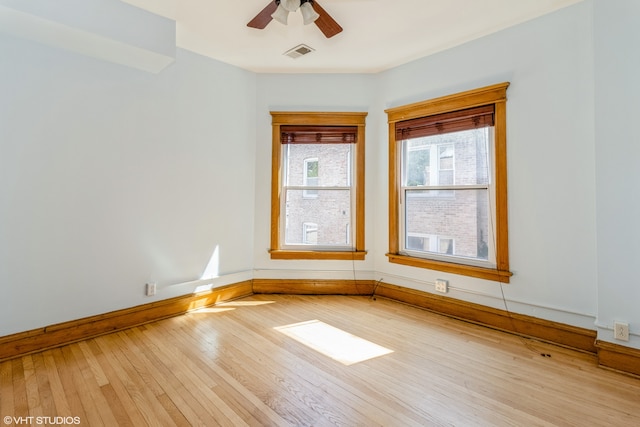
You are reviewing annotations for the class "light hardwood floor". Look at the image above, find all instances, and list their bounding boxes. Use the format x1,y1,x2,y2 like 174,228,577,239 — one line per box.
1,294,639,426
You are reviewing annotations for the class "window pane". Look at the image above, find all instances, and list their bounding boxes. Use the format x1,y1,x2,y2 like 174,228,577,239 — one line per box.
285,189,351,246
403,128,490,187
304,158,319,198
303,223,318,244
404,141,431,186
407,235,426,251
404,189,489,260
286,143,352,187
306,159,318,180
439,238,454,255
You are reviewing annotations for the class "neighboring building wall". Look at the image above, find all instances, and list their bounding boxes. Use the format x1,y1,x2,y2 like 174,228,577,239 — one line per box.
404,129,490,259
285,144,352,246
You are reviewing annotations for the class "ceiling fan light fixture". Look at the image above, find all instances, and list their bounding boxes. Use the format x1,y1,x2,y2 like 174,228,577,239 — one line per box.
280,0,301,13
300,2,320,25
248,0,343,38
271,4,290,25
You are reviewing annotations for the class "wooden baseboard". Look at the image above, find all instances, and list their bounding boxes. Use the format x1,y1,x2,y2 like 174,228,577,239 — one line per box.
596,340,640,377
253,278,375,295
0,281,253,362
373,282,598,354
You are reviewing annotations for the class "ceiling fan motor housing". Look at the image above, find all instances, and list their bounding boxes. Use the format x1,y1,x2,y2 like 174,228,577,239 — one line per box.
279,0,302,12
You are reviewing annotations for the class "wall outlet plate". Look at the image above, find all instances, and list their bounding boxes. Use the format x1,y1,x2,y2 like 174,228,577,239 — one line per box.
146,282,157,297
614,321,629,341
434,279,448,293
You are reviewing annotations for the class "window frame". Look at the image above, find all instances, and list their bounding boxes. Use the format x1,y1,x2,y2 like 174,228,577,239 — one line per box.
386,83,512,282
270,112,367,260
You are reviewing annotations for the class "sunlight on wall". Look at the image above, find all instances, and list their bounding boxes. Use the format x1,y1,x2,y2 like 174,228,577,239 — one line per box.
275,320,393,365
193,245,221,293
200,245,220,280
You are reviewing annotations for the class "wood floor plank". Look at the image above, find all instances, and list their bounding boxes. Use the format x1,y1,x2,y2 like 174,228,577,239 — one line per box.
141,321,249,427
32,352,57,417
125,323,225,426
156,392,192,427
21,355,43,418
123,327,217,427
63,344,115,426
158,316,289,426
78,340,110,387
98,383,135,427
0,357,14,419
80,338,144,426
1,294,639,426
50,347,88,423
93,333,175,426
10,358,29,419
41,350,72,417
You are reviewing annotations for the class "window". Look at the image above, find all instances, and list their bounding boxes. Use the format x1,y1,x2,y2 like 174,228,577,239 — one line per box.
270,112,367,260
405,142,455,197
407,233,454,254
303,222,318,244
386,83,512,282
303,158,319,198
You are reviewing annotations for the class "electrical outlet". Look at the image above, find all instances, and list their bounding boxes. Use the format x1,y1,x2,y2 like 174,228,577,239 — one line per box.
434,279,448,293
614,321,629,341
145,282,156,297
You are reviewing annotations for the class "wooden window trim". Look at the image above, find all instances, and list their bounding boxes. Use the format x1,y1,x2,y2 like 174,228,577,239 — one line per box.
270,112,367,260
385,83,512,283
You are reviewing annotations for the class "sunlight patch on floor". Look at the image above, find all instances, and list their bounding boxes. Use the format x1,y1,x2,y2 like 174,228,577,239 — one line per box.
275,320,393,365
189,307,236,314
217,300,276,307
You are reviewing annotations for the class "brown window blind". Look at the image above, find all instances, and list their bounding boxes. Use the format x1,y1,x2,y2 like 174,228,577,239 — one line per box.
395,105,494,140
281,125,358,144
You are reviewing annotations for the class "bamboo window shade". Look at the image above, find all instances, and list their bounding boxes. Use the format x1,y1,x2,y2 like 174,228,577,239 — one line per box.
395,105,494,140
280,125,358,144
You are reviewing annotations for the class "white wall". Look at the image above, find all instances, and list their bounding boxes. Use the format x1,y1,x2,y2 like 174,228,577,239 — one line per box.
0,36,256,335
593,0,640,347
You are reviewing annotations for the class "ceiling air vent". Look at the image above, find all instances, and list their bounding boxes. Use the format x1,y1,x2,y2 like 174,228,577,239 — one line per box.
284,44,315,59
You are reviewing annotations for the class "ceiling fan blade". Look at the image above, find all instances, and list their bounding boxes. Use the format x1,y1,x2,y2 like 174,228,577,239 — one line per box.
312,1,343,38
247,1,278,29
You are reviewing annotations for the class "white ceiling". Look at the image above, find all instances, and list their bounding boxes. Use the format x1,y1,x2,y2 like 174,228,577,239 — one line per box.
124,0,583,73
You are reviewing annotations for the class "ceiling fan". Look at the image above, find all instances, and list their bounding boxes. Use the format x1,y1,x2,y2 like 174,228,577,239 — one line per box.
247,0,343,39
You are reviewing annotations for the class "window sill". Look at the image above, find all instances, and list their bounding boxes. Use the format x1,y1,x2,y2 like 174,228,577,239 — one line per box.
386,253,512,283
270,250,367,261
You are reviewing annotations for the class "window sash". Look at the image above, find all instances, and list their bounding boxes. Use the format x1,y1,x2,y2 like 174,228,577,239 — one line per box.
400,187,496,268
280,142,355,251
399,125,496,267
281,188,354,250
